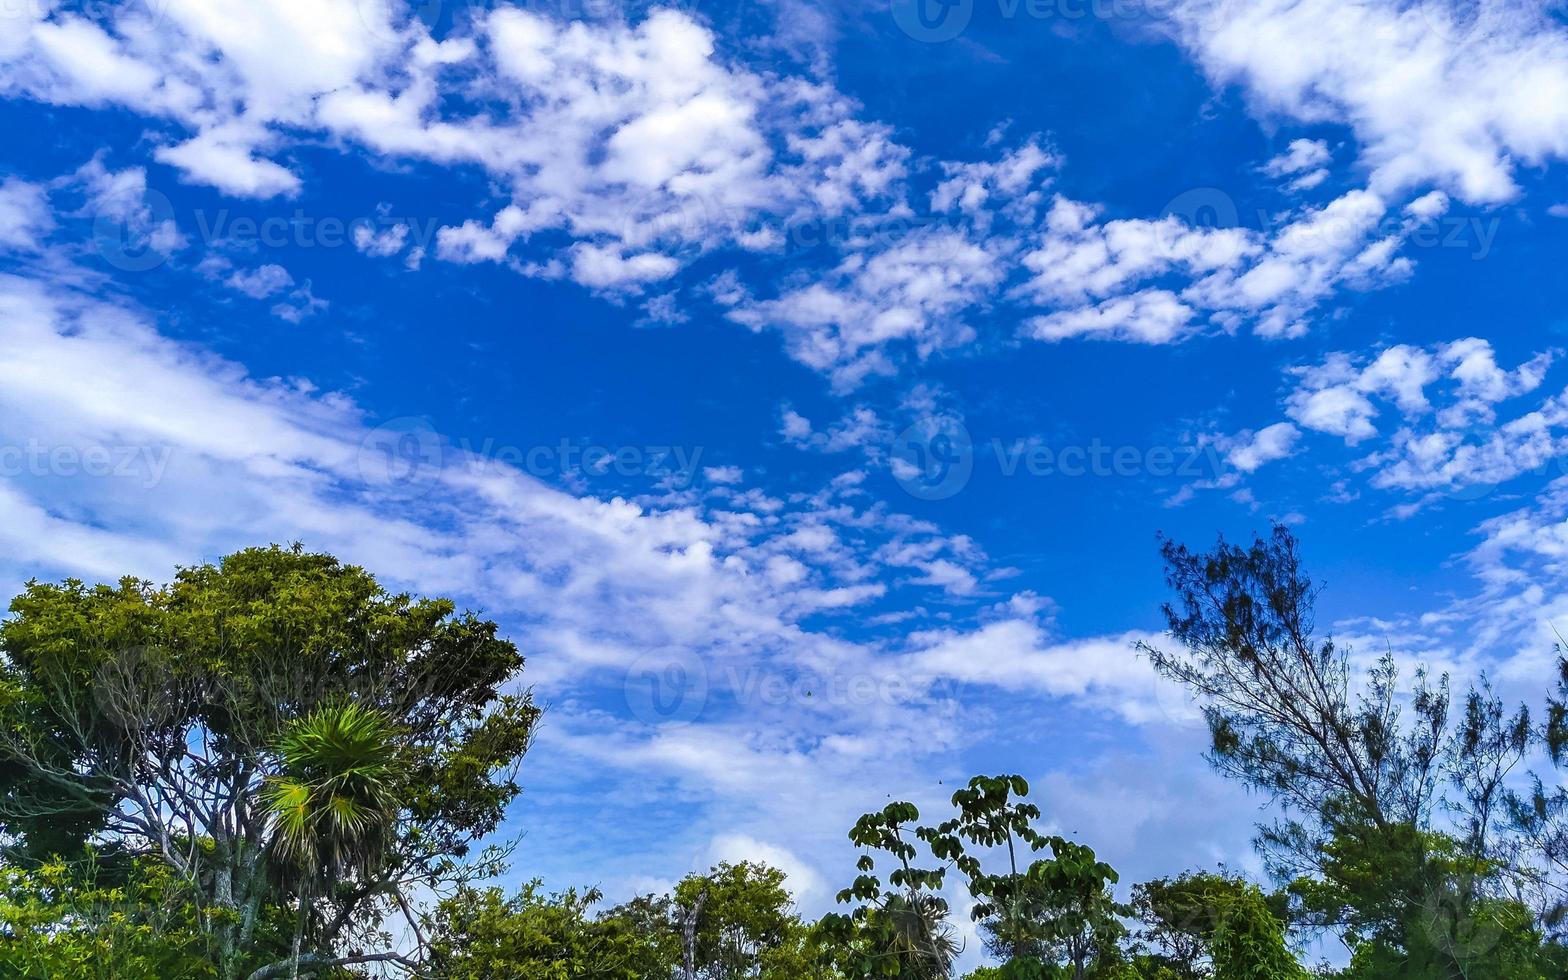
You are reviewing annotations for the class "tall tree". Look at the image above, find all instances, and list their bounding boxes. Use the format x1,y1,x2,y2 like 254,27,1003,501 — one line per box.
1139,526,1563,975
933,775,1049,962
929,775,1126,978
824,801,959,980
672,862,797,980
0,545,538,979
1002,838,1126,980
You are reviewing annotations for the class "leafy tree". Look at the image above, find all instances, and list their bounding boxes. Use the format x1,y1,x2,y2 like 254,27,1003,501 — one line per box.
426,881,662,979
824,801,959,980
1296,822,1555,978
826,782,1144,980
599,891,685,975
757,918,847,980
1002,838,1126,980
262,702,404,978
926,776,1125,979
1205,884,1304,980
1140,526,1566,975
0,852,291,978
1130,871,1291,978
932,775,1050,961
673,861,797,980
0,545,538,979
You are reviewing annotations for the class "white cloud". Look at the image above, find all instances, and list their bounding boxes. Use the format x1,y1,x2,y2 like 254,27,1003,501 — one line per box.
1290,380,1381,444
1226,422,1301,473
226,263,293,299
1262,138,1332,191
1236,338,1565,501
569,243,680,290
270,281,328,323
155,130,302,199
902,621,1183,726
930,138,1057,229
1020,188,1418,344
0,3,1476,387
0,178,52,251
1020,195,1257,309
779,406,889,455
725,227,1004,389
704,834,827,905
1263,138,1331,178
1286,339,1553,449
1026,289,1195,344
0,4,902,294
353,221,409,258
1163,0,1568,204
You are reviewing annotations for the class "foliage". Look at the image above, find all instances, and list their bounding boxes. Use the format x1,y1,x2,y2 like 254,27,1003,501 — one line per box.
824,801,959,979
1130,871,1293,978
1205,884,1304,980
1139,526,1568,973
0,853,291,979
426,881,662,979
15,534,1568,978
263,702,402,883
672,861,798,980
926,776,1126,979
756,919,847,980
427,865,823,980
0,545,538,979
825,779,1132,980
931,775,1050,961
999,838,1126,979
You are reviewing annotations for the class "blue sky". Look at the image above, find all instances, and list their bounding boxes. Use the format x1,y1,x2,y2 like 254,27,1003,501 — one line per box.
5,0,1568,963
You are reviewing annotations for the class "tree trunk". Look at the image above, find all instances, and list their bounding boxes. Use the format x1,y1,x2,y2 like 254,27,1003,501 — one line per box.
681,887,709,980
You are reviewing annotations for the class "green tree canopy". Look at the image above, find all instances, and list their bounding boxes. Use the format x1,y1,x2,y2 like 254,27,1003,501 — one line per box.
1141,526,1568,977
0,544,538,979
427,881,664,980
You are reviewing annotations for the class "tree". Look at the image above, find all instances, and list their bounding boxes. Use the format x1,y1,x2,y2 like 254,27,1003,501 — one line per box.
262,702,404,979
1002,838,1126,980
0,851,289,978
1204,884,1303,980
756,918,846,980
824,801,959,980
933,775,1050,962
599,891,685,975
673,861,797,980
1139,526,1564,975
825,781,1147,980
425,864,817,980
926,775,1126,979
426,881,662,979
0,545,538,979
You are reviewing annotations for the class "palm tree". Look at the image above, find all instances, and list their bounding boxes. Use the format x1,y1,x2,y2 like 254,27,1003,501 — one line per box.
871,893,959,980
262,702,402,979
